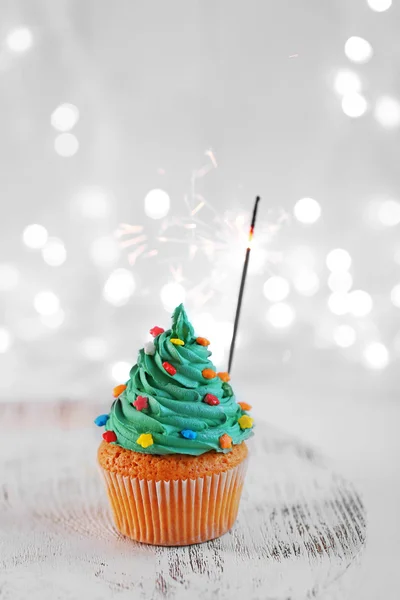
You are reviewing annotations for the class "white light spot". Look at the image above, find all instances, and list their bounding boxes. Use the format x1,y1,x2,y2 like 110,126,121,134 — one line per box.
144,189,170,220
0,327,11,353
23,224,48,249
111,361,131,383
326,248,352,272
51,103,79,132
293,270,320,296
374,96,400,129
328,271,353,293
0,264,20,291
391,284,400,308
342,93,368,118
41,237,67,266
33,291,60,316
6,27,33,52
160,282,186,312
267,303,295,328
377,199,400,226
363,342,389,369
54,133,79,157
366,0,392,12
333,324,356,348
348,290,373,317
191,312,214,338
293,198,321,224
40,309,65,329
73,186,110,219
82,337,108,361
90,236,120,267
344,37,373,64
263,276,290,302
334,69,362,96
328,292,351,315
103,269,135,306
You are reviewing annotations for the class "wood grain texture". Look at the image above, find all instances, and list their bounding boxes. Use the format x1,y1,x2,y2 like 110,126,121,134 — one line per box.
0,402,366,600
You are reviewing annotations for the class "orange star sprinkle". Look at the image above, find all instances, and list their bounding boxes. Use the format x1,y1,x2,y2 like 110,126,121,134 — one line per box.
113,384,127,398
196,337,210,346
238,402,252,411
219,434,232,449
217,372,230,382
202,368,217,379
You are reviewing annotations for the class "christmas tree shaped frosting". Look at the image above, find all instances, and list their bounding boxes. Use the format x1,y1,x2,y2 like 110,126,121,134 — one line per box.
101,304,254,455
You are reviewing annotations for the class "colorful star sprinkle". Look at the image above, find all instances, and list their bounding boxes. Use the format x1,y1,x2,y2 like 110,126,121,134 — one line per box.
238,415,253,429
181,429,197,440
219,433,232,449
196,337,210,346
103,430,117,443
217,372,230,382
94,414,109,427
238,402,252,411
222,382,233,397
150,326,164,337
136,433,154,448
133,395,149,411
113,384,127,398
144,340,155,355
203,393,220,406
202,368,216,379
170,338,184,346
163,361,177,375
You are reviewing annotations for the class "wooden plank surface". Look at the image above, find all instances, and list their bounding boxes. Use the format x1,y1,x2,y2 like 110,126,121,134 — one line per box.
0,402,366,600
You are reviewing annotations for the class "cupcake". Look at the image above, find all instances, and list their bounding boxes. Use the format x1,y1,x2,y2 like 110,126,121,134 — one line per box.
95,304,254,546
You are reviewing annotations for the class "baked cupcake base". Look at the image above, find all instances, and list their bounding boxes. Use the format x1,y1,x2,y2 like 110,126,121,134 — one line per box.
98,441,248,546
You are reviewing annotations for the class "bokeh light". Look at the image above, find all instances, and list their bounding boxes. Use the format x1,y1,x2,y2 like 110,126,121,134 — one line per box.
103,269,136,306
293,198,321,224
344,37,373,64
366,0,392,12
33,291,60,316
391,284,400,308
334,69,362,96
90,236,120,267
327,292,350,315
377,199,400,226
333,324,356,348
267,303,295,328
326,248,352,272
374,96,400,129
74,186,111,219
144,189,170,220
0,327,11,353
54,133,79,157
263,276,290,302
81,337,108,361
0,264,20,291
348,290,373,317
293,270,320,296
41,309,65,329
111,361,131,383
41,238,67,267
6,27,33,52
22,224,48,249
50,103,80,132
160,282,186,311
363,342,389,369
341,93,368,118
328,271,353,293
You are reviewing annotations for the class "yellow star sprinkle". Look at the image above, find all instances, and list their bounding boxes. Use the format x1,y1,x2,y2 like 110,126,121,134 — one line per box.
170,338,185,346
136,433,154,448
238,415,253,430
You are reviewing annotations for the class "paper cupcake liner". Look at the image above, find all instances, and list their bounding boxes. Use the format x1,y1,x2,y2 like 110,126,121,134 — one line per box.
100,458,248,546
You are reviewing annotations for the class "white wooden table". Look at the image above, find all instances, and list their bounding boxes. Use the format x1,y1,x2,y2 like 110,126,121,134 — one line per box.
0,402,366,600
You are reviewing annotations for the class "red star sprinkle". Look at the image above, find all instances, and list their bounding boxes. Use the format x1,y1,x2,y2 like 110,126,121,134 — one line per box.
203,393,220,406
150,326,164,337
163,361,177,376
133,395,149,411
103,431,117,443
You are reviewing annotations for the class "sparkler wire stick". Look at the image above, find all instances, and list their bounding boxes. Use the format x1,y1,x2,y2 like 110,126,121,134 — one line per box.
228,196,261,373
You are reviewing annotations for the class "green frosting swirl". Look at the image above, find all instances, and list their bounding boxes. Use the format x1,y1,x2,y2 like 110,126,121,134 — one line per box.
105,304,253,455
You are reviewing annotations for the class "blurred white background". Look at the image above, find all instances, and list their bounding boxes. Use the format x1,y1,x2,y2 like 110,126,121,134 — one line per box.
0,1,399,596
